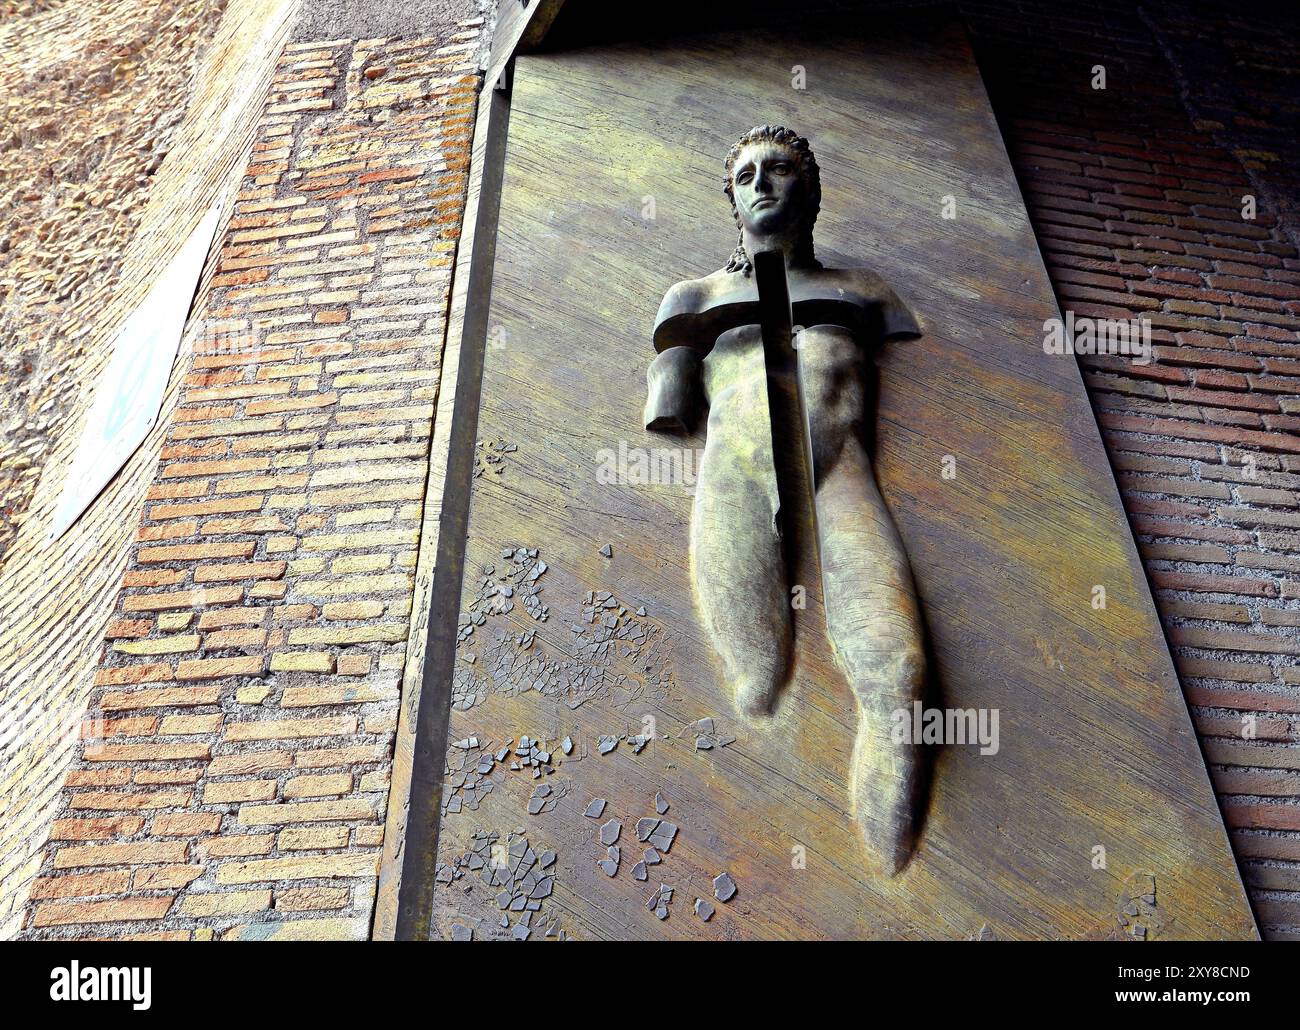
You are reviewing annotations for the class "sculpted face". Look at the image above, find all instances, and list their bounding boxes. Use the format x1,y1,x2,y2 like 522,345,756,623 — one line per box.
730,140,807,237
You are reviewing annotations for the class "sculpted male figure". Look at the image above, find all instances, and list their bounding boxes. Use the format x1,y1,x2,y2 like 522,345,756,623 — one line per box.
645,125,927,874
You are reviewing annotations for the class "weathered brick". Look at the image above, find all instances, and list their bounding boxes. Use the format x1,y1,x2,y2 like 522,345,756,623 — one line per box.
269,650,335,673
179,890,272,917
321,600,384,620
151,812,222,837
132,863,205,889
208,751,292,777
204,628,269,649
32,897,174,927
275,885,349,911
69,789,193,810
28,870,131,900
281,680,395,707
293,745,386,769
49,816,145,841
224,716,355,741
287,623,407,645
158,714,223,735
237,798,375,826
122,585,244,612
83,742,209,763
197,608,268,631
284,773,352,799
204,779,278,804
113,634,201,656
54,841,189,869
175,655,266,680
337,654,372,677
101,686,220,711
193,560,287,584
216,852,379,884
139,541,255,564
277,826,349,851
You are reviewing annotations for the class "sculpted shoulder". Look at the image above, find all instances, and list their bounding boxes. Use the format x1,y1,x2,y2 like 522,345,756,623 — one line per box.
653,263,920,353
655,268,746,323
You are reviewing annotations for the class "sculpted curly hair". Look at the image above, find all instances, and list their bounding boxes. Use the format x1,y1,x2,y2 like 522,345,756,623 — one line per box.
723,124,822,276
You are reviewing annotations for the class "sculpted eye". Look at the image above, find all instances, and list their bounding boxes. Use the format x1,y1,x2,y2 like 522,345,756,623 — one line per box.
771,162,792,175
736,170,753,185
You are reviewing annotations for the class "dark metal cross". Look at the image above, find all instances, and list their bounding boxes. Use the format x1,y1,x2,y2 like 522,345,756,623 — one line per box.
753,249,820,561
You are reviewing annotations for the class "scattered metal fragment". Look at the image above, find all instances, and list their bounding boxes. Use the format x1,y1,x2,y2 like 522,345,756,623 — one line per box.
528,781,563,816
451,923,474,941
600,543,612,558
643,849,660,866
441,738,496,815
599,818,622,846
597,735,618,754
474,437,517,479
654,792,669,815
646,883,674,920
455,582,676,713
634,817,677,853
471,548,550,622
562,736,573,755
687,715,736,751
629,734,651,753
442,829,560,940
693,898,714,922
584,798,607,819
598,846,621,877
1116,871,1159,939
649,822,677,853
713,872,737,903
632,861,648,881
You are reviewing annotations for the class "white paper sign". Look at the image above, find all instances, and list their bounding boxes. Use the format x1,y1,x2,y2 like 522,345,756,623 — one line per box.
47,205,222,542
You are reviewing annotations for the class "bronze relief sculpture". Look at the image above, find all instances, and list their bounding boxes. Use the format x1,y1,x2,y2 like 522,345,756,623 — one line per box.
645,125,927,874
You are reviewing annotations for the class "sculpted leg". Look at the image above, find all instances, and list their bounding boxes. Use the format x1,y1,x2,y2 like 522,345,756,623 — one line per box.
817,437,926,875
691,403,791,718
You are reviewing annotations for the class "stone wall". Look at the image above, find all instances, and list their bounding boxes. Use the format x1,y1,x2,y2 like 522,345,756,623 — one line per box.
0,0,301,938
0,0,227,565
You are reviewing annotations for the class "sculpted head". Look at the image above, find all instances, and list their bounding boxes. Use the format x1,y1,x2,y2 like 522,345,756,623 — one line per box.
723,124,821,275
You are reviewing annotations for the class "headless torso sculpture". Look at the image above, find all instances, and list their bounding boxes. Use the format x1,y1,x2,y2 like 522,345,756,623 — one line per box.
645,125,927,874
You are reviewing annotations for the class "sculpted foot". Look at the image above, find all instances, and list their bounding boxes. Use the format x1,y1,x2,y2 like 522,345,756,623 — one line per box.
732,666,781,718
850,713,919,875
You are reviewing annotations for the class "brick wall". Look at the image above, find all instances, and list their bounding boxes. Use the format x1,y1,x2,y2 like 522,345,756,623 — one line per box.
20,24,484,939
960,0,1300,940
